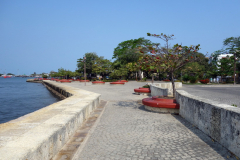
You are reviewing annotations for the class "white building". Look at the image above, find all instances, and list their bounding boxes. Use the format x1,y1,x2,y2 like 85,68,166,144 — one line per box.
217,53,233,61
209,53,233,65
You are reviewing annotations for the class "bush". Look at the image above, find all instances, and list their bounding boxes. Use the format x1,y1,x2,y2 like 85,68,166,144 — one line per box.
142,77,147,81
182,74,190,82
226,78,233,83
102,79,118,82
142,85,150,88
199,79,209,84
189,76,198,83
175,80,181,82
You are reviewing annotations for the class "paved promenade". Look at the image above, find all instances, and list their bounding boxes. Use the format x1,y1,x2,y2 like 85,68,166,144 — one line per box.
63,81,236,160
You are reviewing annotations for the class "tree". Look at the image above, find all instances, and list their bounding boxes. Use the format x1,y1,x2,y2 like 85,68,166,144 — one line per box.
77,52,99,75
137,54,160,83
182,62,205,79
126,62,139,80
92,56,112,76
142,33,200,97
110,67,128,80
113,38,153,67
208,50,226,78
217,56,234,79
58,68,67,79
113,38,154,80
223,36,240,84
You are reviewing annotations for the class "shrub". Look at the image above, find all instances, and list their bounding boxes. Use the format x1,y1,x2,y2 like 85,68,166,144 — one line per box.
142,77,147,81
102,79,118,82
175,80,181,82
226,78,233,83
199,79,209,84
182,74,190,82
142,85,150,88
189,76,198,83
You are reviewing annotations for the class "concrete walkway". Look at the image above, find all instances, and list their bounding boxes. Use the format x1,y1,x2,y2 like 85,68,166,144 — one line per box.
63,81,236,160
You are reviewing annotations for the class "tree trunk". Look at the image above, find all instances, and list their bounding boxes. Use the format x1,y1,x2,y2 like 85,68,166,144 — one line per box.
138,70,142,80
171,72,176,97
152,74,154,84
234,53,236,85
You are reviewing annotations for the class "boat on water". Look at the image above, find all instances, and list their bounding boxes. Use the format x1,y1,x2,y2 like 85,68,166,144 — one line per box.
2,75,12,78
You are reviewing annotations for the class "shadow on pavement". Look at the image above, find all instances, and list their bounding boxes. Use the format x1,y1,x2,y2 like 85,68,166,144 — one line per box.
112,100,237,159
172,115,236,160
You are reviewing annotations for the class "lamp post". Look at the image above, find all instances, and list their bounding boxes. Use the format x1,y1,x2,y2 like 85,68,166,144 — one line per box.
84,57,86,86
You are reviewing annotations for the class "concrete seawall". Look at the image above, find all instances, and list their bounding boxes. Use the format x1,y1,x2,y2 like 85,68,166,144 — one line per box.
149,82,182,96
0,80,100,160
176,90,240,158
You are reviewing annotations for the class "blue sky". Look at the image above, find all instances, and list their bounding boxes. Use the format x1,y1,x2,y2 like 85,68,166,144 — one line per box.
1,0,240,75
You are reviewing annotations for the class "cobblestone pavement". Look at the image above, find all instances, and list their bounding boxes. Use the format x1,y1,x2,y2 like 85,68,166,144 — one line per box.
63,81,237,160
178,84,240,108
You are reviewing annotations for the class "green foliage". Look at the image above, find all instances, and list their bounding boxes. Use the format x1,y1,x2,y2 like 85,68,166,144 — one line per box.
208,50,224,78
189,76,198,83
77,52,112,77
50,68,81,78
77,52,99,74
42,75,47,78
142,84,150,88
144,32,201,96
92,56,112,74
7,73,14,75
57,67,66,77
182,62,205,78
209,36,240,80
110,67,128,79
102,79,118,82
223,36,240,55
112,37,153,69
217,56,234,77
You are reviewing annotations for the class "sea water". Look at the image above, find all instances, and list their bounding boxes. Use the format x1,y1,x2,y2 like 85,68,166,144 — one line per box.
0,77,60,124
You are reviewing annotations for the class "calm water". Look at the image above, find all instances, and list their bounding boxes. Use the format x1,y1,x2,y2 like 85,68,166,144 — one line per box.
0,77,60,124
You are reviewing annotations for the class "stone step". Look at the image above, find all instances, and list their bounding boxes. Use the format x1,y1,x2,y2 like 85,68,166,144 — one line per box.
53,100,107,160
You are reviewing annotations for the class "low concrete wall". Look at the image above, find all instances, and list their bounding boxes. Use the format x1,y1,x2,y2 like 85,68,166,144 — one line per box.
0,80,100,160
149,85,168,97
176,90,240,158
149,82,182,96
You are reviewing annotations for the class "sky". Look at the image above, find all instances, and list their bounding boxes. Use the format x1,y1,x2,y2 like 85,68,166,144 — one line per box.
1,0,240,75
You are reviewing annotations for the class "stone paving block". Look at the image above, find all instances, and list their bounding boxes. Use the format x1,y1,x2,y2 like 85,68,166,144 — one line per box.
62,82,238,160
